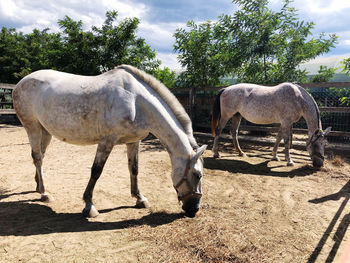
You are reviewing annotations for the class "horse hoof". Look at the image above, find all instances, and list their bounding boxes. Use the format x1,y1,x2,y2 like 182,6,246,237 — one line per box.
136,199,151,208
287,161,294,166
239,152,246,157
272,157,280,161
41,194,54,203
213,154,220,159
82,205,99,218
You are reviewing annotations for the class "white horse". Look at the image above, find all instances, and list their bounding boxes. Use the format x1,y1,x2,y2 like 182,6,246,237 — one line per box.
211,83,331,167
13,65,207,218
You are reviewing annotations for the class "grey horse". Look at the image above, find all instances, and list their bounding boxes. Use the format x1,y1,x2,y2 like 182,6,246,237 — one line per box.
13,65,207,218
211,82,331,167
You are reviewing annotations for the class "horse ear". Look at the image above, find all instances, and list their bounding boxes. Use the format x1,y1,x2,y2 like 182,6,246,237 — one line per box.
192,145,207,163
323,127,332,136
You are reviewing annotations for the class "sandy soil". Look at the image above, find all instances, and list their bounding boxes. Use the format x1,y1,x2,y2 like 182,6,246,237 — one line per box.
1,124,350,263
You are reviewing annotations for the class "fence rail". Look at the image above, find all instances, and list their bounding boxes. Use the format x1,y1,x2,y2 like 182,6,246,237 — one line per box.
0,84,15,116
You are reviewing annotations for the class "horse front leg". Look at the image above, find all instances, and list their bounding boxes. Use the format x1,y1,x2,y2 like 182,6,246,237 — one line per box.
127,142,150,208
82,138,114,218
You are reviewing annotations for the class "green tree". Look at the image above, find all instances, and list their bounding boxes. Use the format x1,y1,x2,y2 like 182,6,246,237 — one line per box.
55,16,98,75
342,57,350,75
174,20,224,89
334,57,350,106
0,10,163,83
17,29,63,78
0,28,27,83
92,11,160,73
173,0,338,87
152,67,176,88
218,0,338,84
311,65,336,83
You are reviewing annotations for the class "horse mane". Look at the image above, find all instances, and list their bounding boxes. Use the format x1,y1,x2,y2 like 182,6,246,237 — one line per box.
293,83,321,129
116,64,198,149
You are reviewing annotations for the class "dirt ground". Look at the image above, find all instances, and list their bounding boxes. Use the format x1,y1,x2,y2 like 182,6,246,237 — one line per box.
1,124,350,263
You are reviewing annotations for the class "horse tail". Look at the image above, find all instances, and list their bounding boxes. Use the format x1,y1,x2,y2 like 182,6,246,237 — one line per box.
212,89,225,137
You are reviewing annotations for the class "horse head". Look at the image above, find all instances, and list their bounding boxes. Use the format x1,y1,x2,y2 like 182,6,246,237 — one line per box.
174,145,207,217
306,127,331,168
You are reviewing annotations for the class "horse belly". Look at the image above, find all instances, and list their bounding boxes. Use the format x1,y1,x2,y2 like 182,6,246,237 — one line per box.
40,115,147,145
241,109,280,125
39,114,105,145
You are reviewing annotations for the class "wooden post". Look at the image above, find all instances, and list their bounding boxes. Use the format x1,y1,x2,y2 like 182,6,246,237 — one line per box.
188,86,196,122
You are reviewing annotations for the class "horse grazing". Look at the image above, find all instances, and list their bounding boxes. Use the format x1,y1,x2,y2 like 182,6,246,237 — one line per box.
13,65,207,218
211,82,331,167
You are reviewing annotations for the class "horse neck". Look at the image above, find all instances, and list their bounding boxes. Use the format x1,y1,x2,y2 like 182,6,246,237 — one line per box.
302,93,322,138
145,103,193,166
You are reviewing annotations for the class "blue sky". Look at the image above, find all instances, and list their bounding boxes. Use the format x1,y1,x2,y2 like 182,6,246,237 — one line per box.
1,0,350,72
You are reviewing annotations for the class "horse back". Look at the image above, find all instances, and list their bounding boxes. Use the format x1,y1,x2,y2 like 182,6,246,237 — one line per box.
221,83,304,124
13,70,140,144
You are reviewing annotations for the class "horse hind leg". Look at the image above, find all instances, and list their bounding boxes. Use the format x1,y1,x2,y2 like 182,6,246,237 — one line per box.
212,114,231,158
127,142,150,208
230,113,245,157
272,128,283,161
26,122,54,202
281,124,294,166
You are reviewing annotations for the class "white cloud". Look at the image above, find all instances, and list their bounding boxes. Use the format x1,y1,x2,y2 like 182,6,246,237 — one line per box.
301,0,350,14
2,0,350,70
157,52,181,70
0,0,17,19
342,40,350,46
0,0,148,33
138,21,185,51
300,54,350,74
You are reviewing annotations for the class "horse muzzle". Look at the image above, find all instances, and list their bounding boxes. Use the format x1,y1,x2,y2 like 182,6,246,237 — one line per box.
312,153,324,168
182,195,202,218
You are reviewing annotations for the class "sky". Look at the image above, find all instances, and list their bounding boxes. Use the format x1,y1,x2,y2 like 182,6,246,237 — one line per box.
1,0,350,73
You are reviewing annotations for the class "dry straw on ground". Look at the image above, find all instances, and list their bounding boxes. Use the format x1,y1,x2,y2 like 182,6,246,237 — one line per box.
1,124,350,262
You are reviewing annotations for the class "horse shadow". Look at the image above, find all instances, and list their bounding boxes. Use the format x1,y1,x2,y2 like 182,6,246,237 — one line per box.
204,156,316,178
141,135,165,152
307,180,350,263
0,193,184,237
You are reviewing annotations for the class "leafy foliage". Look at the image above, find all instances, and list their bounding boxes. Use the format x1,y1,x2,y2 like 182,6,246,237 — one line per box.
0,11,162,83
174,21,224,88
342,57,350,75
152,67,176,88
333,57,350,106
173,0,338,87
311,66,336,83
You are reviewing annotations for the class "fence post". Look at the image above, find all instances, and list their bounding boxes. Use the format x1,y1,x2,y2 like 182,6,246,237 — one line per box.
188,86,196,122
